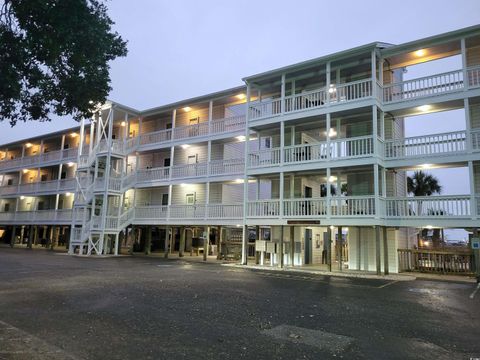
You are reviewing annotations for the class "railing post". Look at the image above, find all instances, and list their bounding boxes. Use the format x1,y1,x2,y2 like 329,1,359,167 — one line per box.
371,49,377,99
468,161,477,220
461,38,468,90
326,62,331,106
326,167,331,219
374,164,380,219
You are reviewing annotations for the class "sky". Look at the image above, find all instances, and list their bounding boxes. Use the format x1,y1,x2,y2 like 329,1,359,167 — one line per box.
0,0,479,194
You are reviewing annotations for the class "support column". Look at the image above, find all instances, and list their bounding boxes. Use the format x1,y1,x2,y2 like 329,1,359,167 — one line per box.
289,226,295,266
10,225,16,248
164,226,169,258
114,232,119,256
241,225,248,265
179,227,186,257
383,226,389,275
203,226,210,262
357,227,361,270
27,225,33,249
278,226,284,268
338,226,343,271
327,226,332,272
375,226,381,275
145,226,152,255
217,226,222,260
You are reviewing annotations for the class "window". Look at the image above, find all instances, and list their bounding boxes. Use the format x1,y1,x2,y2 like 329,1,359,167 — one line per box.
41,174,48,182
37,201,45,211
186,193,195,205
4,203,10,212
187,155,197,164
61,171,66,179
161,193,169,206
7,179,13,186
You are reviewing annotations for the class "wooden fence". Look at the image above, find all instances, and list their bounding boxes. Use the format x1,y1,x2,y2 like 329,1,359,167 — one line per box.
398,249,474,275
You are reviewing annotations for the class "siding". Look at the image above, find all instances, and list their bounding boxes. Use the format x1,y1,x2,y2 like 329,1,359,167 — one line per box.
466,45,480,67
470,101,480,129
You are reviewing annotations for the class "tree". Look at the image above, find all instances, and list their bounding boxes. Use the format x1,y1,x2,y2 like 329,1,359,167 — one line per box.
407,171,443,248
407,170,442,196
0,0,127,126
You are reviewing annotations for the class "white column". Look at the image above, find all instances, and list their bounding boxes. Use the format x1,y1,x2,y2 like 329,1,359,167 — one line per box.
205,182,210,220
280,121,285,164
465,98,472,153
371,50,377,98
279,172,284,218
207,140,212,176
326,62,331,105
326,113,331,160
372,105,378,156
461,38,468,90
326,167,331,218
280,73,286,114
242,83,251,242
468,161,477,220
208,100,213,134
374,164,380,219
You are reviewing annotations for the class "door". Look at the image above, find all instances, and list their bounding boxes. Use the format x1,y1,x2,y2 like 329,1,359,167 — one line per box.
164,158,170,177
304,186,312,215
304,228,312,265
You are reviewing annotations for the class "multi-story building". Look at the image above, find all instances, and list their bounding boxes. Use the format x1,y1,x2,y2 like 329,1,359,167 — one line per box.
1,25,479,274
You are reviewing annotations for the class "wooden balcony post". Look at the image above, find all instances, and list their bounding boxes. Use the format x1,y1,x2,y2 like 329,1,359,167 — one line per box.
241,225,248,265
179,227,185,257
281,73,286,114
326,62,331,105
208,100,213,135
326,113,331,160
465,98,472,153
203,226,210,262
326,168,331,219
290,226,295,267
327,226,332,272
337,226,343,271
163,226,169,258
279,225,284,268
375,226,381,275
371,49,377,98
374,164,380,219
10,225,16,248
468,161,477,219
145,225,152,255
461,38,468,90
383,226,389,275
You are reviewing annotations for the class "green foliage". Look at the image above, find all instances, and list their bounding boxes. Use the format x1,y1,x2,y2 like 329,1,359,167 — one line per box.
0,0,127,126
407,170,442,196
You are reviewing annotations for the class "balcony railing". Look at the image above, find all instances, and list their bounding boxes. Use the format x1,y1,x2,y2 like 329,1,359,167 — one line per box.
209,158,244,176
136,167,170,184
385,196,471,218
173,122,209,140
248,148,281,167
472,129,480,151
0,178,76,196
134,204,243,221
383,69,463,103
0,208,81,224
284,198,327,217
384,131,467,159
171,163,208,179
0,148,78,171
247,200,281,217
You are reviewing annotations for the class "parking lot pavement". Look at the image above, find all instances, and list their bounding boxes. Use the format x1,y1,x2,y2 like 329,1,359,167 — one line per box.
0,248,479,360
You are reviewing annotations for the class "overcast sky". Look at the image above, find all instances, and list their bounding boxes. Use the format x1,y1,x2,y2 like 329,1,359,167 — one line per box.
0,0,479,194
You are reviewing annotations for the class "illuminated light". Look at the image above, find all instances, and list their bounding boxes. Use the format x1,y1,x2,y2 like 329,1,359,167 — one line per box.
88,100,94,104
65,192,72,196
327,128,337,137
70,132,78,138
67,162,74,167
120,121,126,127
328,84,336,94
423,241,430,247
22,169,29,174
183,106,191,112
236,93,246,100
180,183,187,187
236,135,246,142
236,224,241,227
234,179,244,184
418,104,431,112
344,227,349,232
181,144,190,149
20,196,25,200
414,49,426,57
426,225,433,229
25,143,32,148
330,225,335,230
328,175,337,183
420,164,432,169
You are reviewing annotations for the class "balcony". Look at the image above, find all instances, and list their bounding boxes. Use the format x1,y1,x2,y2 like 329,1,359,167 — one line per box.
133,204,243,222
249,79,374,121
128,115,246,150
246,195,476,221
0,208,82,225
0,148,78,172
0,178,76,196
248,135,374,169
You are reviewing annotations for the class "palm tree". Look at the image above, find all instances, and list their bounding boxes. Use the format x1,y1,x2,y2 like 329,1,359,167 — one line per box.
407,171,443,247
407,170,442,196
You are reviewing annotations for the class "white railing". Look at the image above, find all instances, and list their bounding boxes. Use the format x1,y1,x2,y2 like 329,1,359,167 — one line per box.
467,65,480,88
135,205,169,220
206,204,243,218
136,167,170,183
284,198,328,217
209,158,244,176
383,69,463,103
329,79,372,104
0,209,75,224
139,129,172,147
472,129,480,151
2,178,76,196
173,122,209,140
284,143,329,163
171,163,208,179
248,148,281,167
284,88,327,113
385,196,471,218
330,136,374,159
384,131,466,159
169,205,206,219
330,196,376,217
249,98,282,120
0,148,78,171
0,184,19,196
247,200,280,217
210,115,246,134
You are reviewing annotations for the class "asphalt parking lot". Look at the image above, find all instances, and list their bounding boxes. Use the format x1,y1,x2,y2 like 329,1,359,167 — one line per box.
0,248,479,360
